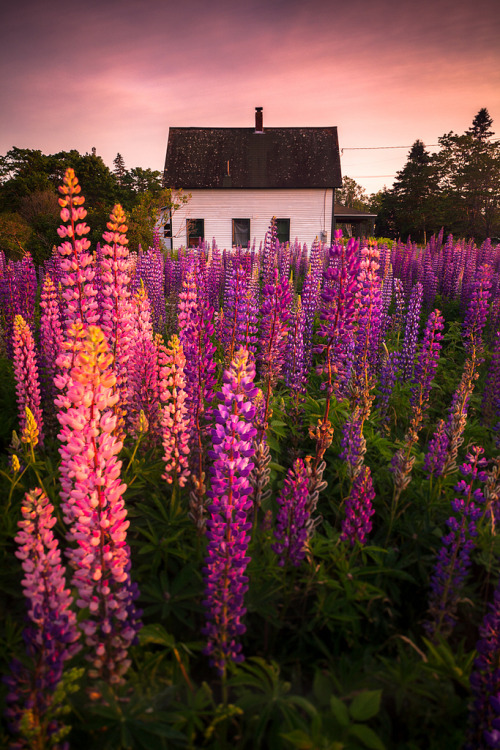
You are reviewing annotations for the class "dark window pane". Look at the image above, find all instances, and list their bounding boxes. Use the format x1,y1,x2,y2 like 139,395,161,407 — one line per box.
187,219,204,247
275,218,290,244
232,218,250,247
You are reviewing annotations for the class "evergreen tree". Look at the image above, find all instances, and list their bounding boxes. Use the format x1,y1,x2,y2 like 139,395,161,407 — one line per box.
436,109,500,239
387,140,440,243
113,152,126,186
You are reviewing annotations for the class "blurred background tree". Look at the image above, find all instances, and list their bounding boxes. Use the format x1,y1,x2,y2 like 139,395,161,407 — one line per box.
0,148,188,261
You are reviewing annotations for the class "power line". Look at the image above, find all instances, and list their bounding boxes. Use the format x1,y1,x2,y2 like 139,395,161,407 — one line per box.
342,145,439,152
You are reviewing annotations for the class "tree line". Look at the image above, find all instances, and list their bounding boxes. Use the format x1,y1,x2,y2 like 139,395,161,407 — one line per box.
0,149,188,262
337,108,500,243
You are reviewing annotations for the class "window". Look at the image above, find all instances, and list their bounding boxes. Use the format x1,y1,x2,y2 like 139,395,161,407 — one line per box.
275,218,290,244
163,209,172,250
232,218,250,247
186,219,204,247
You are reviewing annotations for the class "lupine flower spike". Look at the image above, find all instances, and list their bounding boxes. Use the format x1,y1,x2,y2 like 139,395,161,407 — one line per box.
56,324,141,683
4,488,80,749
202,348,259,675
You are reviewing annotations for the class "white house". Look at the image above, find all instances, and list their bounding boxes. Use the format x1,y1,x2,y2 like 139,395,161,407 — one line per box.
162,107,343,250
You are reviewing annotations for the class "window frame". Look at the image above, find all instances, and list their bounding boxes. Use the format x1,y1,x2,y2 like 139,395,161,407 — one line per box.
186,218,205,247
275,218,290,245
232,218,251,247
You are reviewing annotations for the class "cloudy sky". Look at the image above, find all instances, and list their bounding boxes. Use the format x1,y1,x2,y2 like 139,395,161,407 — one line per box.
2,0,499,194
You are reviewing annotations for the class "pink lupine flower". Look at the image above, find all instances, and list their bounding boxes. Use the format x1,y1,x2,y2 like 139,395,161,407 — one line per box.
56,324,141,683
98,204,133,438
12,314,44,448
39,274,64,428
158,334,191,487
56,168,98,333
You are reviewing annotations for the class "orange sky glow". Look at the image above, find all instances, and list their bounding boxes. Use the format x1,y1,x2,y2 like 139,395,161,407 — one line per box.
2,0,499,195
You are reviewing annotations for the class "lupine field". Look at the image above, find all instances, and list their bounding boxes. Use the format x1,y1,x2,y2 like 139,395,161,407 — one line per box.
1,167,500,749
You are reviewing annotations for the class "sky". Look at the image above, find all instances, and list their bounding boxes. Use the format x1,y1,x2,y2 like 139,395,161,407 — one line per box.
1,0,500,195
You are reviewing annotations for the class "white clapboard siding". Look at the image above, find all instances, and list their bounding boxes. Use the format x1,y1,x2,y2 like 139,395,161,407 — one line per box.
169,188,334,249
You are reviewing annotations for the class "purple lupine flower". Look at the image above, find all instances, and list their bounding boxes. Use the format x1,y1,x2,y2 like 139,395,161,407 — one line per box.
340,465,376,546
272,458,311,567
202,348,259,675
301,261,321,368
221,264,250,365
133,247,166,332
261,217,278,286
12,315,44,448
376,350,401,431
400,282,423,381
391,310,444,496
423,418,449,479
465,580,500,750
482,332,500,443
340,407,367,480
284,296,308,403
424,446,487,640
391,277,406,335
463,263,492,356
4,488,80,749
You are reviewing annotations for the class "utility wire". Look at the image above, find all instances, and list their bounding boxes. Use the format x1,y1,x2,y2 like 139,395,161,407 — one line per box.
341,145,439,153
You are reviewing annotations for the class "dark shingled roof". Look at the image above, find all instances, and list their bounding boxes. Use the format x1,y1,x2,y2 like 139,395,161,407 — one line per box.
163,127,342,189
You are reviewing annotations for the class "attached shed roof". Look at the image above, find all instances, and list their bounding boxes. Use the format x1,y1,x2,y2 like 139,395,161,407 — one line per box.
334,203,377,220
164,127,342,190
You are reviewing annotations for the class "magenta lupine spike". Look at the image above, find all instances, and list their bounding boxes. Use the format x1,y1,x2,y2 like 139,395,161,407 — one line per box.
465,578,500,750
352,241,382,389
340,465,376,546
315,234,360,402
258,267,292,388
4,488,80,749
340,242,382,481
178,264,218,531
56,168,99,333
12,315,44,448
159,334,191,487
127,284,162,441
98,204,133,437
56,324,141,683
424,446,487,641
272,458,311,567
221,264,250,365
202,348,259,675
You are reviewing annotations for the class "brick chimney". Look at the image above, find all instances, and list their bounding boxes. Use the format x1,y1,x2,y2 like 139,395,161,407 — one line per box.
255,106,263,133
